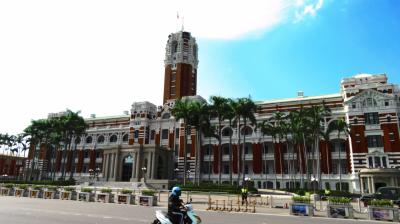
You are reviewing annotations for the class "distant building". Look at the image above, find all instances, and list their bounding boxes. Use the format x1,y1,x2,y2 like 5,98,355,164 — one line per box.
0,154,25,179
26,30,400,192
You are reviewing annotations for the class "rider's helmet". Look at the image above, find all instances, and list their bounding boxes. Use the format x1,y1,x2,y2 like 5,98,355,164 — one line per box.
171,186,181,197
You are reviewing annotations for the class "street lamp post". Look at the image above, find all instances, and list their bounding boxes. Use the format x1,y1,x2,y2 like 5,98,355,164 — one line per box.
187,169,191,184
174,168,179,181
141,167,147,183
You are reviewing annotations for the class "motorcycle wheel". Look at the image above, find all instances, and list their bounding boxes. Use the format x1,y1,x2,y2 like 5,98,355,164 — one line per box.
152,219,161,224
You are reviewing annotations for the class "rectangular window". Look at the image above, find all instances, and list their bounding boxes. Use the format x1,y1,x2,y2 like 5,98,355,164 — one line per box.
171,73,176,82
385,101,389,106
84,150,89,158
374,156,381,167
367,135,383,148
150,130,155,140
368,157,373,168
389,133,395,141
365,112,379,125
161,129,169,139
96,151,102,158
175,128,179,138
170,86,176,95
352,103,356,109
382,157,387,168
223,165,229,174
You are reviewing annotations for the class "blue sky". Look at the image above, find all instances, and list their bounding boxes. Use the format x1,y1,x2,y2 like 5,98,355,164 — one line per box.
198,0,400,101
0,0,399,135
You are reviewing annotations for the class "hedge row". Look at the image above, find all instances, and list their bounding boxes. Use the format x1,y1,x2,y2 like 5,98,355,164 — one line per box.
0,179,75,186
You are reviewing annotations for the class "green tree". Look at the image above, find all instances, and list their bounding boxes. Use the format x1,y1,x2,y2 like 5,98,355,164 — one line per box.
235,97,257,184
187,100,211,185
171,98,193,186
209,96,229,185
328,118,350,191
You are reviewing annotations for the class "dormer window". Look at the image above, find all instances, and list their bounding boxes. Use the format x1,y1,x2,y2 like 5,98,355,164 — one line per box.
385,100,389,106
352,102,356,109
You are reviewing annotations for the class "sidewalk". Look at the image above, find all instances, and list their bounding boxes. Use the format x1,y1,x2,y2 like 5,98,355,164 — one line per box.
154,191,369,220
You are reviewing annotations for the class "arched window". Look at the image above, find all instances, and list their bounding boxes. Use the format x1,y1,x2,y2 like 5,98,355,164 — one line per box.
97,135,105,144
122,134,129,142
241,126,253,136
162,113,171,119
86,136,92,144
75,137,81,144
171,41,178,54
222,127,233,137
110,135,118,143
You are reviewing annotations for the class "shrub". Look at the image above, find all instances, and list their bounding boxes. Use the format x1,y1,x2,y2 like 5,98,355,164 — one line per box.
0,179,75,186
3,183,14,188
101,188,112,193
177,183,249,194
18,184,28,189
63,187,75,192
370,199,393,207
292,196,311,204
121,189,133,194
33,185,43,190
81,188,93,193
328,197,352,205
46,186,58,191
141,189,156,196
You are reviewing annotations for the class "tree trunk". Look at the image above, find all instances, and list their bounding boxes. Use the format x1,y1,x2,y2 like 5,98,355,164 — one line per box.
229,120,233,185
218,120,222,185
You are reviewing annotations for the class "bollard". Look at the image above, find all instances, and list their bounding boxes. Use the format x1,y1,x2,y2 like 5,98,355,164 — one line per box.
236,200,241,212
158,191,161,202
207,197,212,210
270,196,273,208
222,200,226,211
252,201,256,213
229,200,233,212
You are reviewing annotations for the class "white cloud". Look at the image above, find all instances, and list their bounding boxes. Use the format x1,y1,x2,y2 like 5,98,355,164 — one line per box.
0,0,321,134
294,0,324,22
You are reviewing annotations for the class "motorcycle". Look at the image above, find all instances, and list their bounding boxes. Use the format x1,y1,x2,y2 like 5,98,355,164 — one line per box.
152,203,202,224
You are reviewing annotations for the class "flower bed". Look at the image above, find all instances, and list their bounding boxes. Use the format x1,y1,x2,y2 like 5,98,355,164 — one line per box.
116,189,135,204
289,196,313,216
327,197,354,219
78,188,94,202
59,187,77,200
43,186,58,199
14,185,29,197
96,188,114,203
139,190,157,206
368,199,399,222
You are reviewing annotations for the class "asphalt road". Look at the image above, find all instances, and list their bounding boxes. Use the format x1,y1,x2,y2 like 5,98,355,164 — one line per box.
0,197,381,224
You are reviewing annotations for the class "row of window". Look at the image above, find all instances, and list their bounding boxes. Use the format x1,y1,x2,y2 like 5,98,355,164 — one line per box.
75,134,129,144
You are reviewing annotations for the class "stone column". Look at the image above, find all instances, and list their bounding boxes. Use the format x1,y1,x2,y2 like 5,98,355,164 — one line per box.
102,153,108,180
371,177,375,193
113,152,119,181
135,151,141,181
360,177,364,194
110,154,115,179
130,152,137,181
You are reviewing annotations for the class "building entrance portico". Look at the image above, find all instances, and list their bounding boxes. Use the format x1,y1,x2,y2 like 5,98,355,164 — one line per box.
121,155,134,181
359,168,400,194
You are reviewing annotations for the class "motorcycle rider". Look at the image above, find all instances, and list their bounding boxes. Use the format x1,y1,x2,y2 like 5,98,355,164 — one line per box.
168,186,186,224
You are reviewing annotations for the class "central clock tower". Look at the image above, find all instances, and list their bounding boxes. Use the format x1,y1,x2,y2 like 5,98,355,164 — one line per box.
163,31,199,103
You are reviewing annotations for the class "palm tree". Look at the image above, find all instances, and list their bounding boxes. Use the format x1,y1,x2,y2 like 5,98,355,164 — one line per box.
307,105,331,190
56,110,87,180
329,118,350,191
209,96,229,185
258,120,275,188
187,101,211,185
236,97,257,184
24,119,48,180
171,98,193,186
271,111,286,188
224,99,236,185
289,108,310,188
